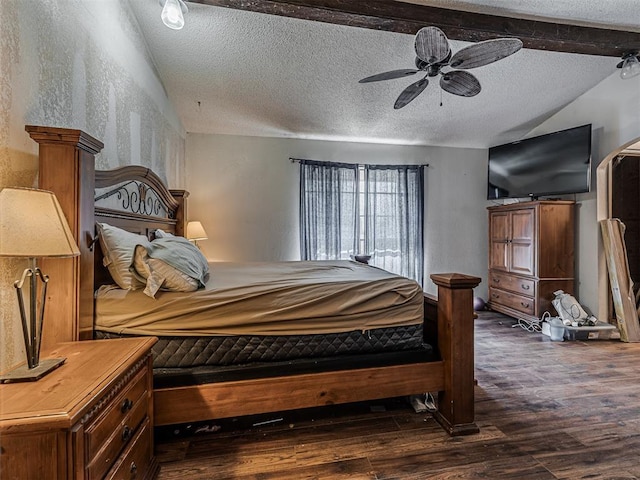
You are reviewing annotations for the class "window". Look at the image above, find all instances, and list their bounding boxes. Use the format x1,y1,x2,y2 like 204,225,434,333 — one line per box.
299,159,424,284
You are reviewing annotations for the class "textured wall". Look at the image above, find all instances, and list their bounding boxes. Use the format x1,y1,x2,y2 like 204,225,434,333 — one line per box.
0,0,185,372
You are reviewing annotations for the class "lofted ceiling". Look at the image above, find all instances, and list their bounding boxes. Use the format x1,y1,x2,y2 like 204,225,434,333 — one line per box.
129,0,640,148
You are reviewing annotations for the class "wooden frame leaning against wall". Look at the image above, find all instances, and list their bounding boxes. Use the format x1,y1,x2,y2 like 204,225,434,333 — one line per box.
596,136,640,326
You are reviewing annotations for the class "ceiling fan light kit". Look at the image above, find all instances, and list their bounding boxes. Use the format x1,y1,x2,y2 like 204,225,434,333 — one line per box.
360,26,523,109
160,0,188,30
617,52,640,80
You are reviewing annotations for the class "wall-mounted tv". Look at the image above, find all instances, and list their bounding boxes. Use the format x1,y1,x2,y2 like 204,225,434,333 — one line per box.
487,124,592,200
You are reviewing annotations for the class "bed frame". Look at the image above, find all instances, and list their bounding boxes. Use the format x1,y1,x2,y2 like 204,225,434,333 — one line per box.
29,125,481,436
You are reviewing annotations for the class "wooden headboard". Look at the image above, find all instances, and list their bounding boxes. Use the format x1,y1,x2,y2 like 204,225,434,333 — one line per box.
29,125,187,347
93,165,188,288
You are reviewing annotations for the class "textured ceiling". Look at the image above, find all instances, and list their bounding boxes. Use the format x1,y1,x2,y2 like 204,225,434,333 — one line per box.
129,0,639,148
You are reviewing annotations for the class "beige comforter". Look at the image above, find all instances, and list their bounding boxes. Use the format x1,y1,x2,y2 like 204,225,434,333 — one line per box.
95,260,424,336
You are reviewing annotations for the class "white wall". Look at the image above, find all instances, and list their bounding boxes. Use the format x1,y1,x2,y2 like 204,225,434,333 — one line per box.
0,0,185,371
424,146,490,294
186,133,489,297
525,71,640,317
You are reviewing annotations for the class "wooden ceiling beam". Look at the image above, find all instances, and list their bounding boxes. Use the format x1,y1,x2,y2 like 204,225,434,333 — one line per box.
189,0,640,57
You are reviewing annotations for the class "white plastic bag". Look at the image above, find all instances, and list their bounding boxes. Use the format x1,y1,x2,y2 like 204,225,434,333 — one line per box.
551,290,596,326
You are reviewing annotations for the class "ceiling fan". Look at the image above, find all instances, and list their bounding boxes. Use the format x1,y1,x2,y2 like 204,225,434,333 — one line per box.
359,27,523,109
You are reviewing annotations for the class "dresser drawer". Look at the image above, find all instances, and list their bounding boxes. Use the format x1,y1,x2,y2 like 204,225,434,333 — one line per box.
87,390,148,480
86,368,149,480
489,287,535,316
489,272,535,296
105,417,153,480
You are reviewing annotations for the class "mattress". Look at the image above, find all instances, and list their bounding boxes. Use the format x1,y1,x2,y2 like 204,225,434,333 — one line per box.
95,260,424,336
95,324,426,368
94,325,433,387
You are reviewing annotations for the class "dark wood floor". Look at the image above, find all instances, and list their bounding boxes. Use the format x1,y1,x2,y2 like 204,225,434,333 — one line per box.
154,311,640,479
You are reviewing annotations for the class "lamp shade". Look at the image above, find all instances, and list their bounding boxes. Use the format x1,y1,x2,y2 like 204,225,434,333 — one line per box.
0,188,80,258
186,221,208,241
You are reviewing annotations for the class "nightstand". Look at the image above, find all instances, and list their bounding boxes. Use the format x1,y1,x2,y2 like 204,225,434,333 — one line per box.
0,337,159,479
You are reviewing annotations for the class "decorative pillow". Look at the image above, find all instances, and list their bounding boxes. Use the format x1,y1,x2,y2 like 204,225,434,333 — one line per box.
96,222,150,290
140,236,209,287
132,245,199,298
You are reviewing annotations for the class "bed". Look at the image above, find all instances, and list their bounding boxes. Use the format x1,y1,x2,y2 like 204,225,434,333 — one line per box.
30,125,481,436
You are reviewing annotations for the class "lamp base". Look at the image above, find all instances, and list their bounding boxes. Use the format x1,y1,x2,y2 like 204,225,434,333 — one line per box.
0,357,66,383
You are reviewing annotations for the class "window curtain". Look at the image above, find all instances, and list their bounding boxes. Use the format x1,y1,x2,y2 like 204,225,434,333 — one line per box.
299,159,359,260
364,165,424,284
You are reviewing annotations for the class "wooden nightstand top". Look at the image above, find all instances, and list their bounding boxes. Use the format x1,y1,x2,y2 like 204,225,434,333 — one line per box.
0,337,156,433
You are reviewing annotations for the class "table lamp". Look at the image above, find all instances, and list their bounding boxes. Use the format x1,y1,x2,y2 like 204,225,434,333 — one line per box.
0,187,80,382
186,221,208,248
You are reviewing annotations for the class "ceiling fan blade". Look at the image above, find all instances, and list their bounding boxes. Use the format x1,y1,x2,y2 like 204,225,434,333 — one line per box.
449,38,523,69
394,77,429,109
440,71,481,97
359,69,419,83
415,27,451,65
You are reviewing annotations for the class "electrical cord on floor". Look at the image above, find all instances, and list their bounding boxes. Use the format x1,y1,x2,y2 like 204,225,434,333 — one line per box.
512,317,542,332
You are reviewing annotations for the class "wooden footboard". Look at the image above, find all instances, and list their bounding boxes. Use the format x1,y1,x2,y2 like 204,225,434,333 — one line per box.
154,362,445,425
155,273,481,436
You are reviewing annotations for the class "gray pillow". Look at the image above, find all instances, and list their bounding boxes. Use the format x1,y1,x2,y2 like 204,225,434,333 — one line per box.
132,245,199,298
139,236,209,287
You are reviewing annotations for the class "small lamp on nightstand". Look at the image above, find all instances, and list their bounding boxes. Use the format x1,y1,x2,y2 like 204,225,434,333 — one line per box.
0,188,80,382
186,220,208,248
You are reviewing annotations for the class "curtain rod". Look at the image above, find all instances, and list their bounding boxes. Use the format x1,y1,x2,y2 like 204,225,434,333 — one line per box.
290,157,429,167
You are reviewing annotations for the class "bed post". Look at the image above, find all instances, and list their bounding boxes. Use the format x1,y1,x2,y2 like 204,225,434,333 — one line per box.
26,125,103,348
169,189,189,237
430,273,481,436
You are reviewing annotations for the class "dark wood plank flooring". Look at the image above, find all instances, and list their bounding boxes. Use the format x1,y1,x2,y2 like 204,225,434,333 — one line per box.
155,311,640,479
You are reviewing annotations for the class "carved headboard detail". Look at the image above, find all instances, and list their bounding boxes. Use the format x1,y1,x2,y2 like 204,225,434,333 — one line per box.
95,166,181,228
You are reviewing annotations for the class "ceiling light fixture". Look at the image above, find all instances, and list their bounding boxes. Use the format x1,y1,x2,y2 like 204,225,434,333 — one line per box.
160,0,188,30
617,52,640,80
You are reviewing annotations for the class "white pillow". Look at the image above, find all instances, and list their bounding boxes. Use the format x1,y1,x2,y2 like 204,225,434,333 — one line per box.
154,229,175,239
132,245,199,298
96,223,150,290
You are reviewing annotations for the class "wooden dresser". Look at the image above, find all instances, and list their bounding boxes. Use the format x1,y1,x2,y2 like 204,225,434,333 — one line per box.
0,337,159,480
487,201,575,322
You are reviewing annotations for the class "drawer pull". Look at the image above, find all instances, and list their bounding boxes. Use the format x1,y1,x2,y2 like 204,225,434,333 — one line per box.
130,461,138,477
521,302,530,308
521,284,530,290
492,293,500,299
121,398,134,413
122,425,132,443
493,278,500,283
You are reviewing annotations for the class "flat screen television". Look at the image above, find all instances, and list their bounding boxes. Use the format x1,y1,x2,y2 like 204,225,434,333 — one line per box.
487,124,592,200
